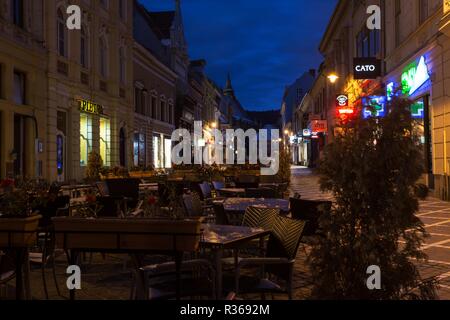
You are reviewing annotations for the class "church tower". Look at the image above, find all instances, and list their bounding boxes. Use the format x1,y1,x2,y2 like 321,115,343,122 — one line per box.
223,73,235,99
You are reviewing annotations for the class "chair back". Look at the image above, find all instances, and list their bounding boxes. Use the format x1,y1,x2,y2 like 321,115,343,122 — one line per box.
182,192,203,217
245,188,273,198
213,202,228,225
198,182,212,201
212,181,225,191
106,179,140,200
96,181,109,197
289,198,332,236
267,216,306,260
242,206,279,231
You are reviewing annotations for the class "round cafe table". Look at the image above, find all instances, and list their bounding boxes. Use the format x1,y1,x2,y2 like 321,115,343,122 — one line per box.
222,198,290,214
217,188,246,197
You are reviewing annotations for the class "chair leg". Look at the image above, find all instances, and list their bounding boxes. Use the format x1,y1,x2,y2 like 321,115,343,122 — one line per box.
51,255,61,298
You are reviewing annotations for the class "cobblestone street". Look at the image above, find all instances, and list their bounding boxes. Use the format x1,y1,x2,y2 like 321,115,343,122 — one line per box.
289,166,450,299
2,167,449,300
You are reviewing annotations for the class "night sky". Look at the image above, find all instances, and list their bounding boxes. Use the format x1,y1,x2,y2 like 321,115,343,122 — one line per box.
141,0,338,111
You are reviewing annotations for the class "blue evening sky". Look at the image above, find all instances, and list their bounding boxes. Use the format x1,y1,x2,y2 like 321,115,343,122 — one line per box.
140,0,338,111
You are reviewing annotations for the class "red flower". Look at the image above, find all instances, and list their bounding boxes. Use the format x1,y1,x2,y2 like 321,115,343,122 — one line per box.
0,179,14,188
147,196,157,205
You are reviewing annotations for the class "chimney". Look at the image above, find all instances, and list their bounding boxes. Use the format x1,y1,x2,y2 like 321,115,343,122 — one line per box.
309,69,316,77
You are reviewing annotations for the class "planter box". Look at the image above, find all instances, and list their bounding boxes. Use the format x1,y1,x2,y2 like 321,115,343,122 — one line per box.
0,215,42,247
52,217,202,252
129,171,156,179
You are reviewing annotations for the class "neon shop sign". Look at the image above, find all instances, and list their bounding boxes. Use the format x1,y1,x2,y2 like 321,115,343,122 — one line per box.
401,56,430,96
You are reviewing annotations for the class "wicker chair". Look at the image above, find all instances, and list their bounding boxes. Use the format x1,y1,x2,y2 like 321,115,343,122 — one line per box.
234,216,306,299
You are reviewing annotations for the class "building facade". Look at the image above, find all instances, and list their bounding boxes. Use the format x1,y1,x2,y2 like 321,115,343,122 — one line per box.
0,0,47,179
310,0,450,198
46,0,135,182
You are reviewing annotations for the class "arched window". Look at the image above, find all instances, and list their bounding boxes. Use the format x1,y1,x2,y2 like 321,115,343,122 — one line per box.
119,47,125,84
57,9,67,57
80,27,88,68
99,37,107,77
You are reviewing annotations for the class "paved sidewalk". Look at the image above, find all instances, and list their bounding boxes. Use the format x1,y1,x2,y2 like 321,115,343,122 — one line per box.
289,166,450,299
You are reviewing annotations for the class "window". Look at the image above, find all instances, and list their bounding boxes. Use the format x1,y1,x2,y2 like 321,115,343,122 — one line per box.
57,9,66,57
80,113,93,166
100,0,108,9
164,138,172,168
13,70,25,105
356,28,380,58
99,37,107,77
134,133,146,167
151,95,157,119
119,0,126,20
100,117,111,166
12,0,24,28
160,100,166,122
119,128,126,167
119,47,125,84
80,27,88,68
153,135,161,169
168,103,173,124
419,0,429,24
134,88,141,114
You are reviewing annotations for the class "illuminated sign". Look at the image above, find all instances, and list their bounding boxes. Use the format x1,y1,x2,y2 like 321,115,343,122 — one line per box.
303,129,311,137
386,82,394,101
336,94,349,107
445,0,450,14
79,100,103,115
411,100,425,119
353,57,381,79
311,120,328,133
401,56,430,95
363,96,386,118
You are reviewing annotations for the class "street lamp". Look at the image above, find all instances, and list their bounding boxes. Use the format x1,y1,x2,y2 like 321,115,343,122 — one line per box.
327,73,339,84
211,122,217,129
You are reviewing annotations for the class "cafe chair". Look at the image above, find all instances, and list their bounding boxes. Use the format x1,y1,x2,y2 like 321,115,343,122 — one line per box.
183,192,215,223
233,216,306,300
289,198,332,237
198,182,225,204
29,227,62,299
136,259,216,300
0,251,16,298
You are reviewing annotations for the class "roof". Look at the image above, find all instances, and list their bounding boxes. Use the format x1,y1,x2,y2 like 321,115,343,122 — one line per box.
319,0,349,54
147,11,175,40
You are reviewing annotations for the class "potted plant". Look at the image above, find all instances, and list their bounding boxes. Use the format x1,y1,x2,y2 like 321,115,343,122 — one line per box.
0,180,42,247
85,151,103,182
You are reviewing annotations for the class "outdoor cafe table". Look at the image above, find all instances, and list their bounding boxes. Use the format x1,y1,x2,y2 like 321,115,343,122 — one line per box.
200,224,270,299
222,198,290,214
217,188,246,197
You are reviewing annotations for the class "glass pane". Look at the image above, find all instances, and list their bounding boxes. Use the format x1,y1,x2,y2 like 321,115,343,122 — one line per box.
164,138,172,168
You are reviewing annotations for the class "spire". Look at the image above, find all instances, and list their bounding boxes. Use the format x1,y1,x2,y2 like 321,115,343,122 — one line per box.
224,73,235,97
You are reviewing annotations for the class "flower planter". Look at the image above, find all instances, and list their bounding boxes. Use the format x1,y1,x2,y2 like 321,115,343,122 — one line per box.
0,215,42,247
52,217,203,252
129,171,156,179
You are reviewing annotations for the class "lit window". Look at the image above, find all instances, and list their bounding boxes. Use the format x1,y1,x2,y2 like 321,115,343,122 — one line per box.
100,117,111,167
134,133,146,167
153,135,161,169
164,138,172,169
80,113,93,166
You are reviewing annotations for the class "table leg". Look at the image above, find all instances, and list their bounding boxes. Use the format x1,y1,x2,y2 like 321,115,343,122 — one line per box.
15,249,24,300
215,248,223,299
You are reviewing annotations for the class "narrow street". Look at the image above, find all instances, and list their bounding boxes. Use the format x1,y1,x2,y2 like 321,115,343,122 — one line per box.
289,166,450,299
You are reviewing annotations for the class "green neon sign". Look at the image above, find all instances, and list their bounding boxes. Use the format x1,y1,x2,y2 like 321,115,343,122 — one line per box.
401,62,417,95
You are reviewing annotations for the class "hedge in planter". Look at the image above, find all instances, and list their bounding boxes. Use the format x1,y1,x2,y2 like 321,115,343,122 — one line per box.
308,97,438,300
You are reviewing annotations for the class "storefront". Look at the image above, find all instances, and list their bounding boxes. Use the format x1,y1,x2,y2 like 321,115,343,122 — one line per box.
383,53,434,189
153,133,172,169
78,99,112,170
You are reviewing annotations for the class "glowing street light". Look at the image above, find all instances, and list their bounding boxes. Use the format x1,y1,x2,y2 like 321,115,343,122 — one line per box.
327,73,339,84
211,122,217,129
